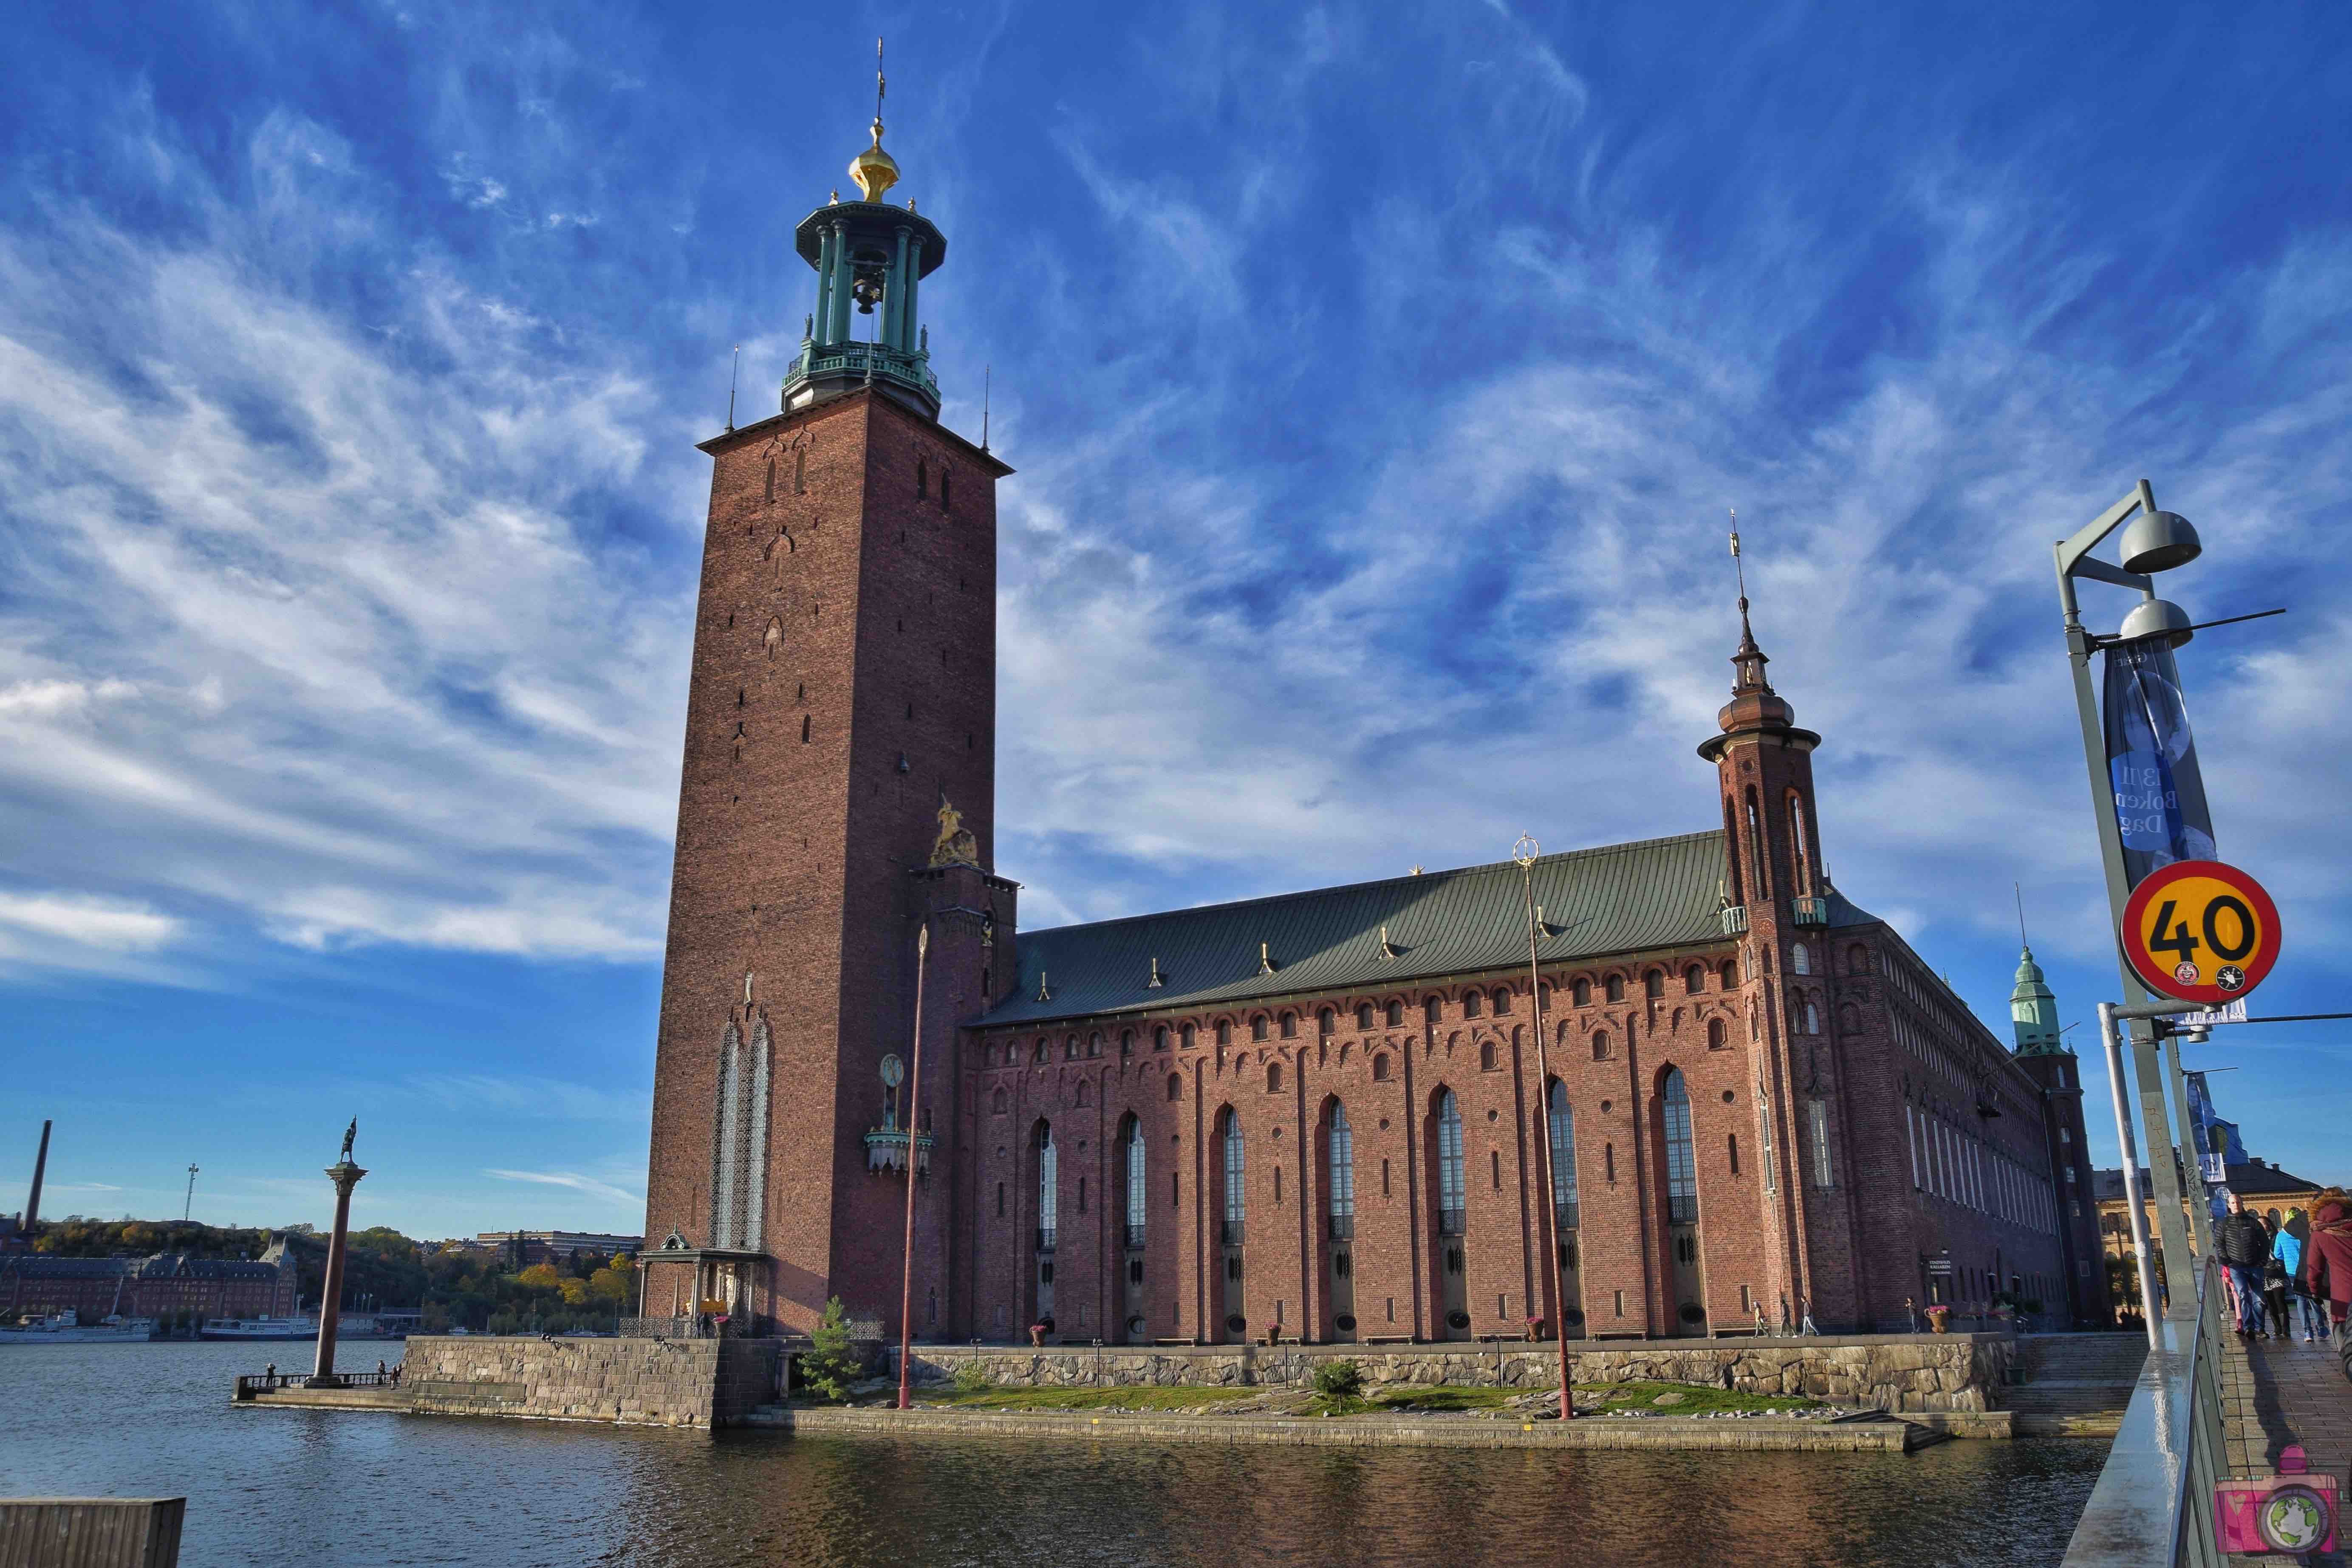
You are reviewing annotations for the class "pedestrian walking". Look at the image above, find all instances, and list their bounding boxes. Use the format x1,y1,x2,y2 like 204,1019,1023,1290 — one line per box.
2301,1190,2352,1339
2260,1215,2292,1340
2215,1190,2273,1336
2280,1209,2328,1343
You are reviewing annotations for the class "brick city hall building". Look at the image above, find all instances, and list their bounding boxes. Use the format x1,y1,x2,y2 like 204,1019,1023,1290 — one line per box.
638,108,2107,1345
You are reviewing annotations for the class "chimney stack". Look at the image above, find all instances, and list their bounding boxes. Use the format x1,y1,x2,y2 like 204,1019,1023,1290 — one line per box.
25,1119,52,1237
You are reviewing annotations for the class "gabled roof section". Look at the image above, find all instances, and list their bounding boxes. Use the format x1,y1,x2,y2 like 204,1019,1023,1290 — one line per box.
981,831,1770,1028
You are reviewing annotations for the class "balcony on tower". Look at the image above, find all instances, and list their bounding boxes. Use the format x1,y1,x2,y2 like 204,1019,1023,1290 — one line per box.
862,1110,933,1176
1719,904,1750,936
785,194,948,422
1790,895,1829,927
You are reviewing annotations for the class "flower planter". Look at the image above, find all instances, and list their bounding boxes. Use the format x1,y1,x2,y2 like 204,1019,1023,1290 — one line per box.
1029,1325,1047,1348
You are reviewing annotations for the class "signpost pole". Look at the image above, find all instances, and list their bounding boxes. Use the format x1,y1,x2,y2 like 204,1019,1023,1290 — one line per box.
2098,1003,2164,1350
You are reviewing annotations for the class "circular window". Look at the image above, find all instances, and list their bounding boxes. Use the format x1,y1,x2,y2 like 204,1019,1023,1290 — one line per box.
1126,1316,1146,1337
1722,1090,1736,1103
1561,1308,1585,1327
1334,1314,1357,1333
1446,1310,1472,1330
1038,1314,1056,1332
1601,1100,1612,1113
1679,1303,1705,1324
1225,1314,1247,1334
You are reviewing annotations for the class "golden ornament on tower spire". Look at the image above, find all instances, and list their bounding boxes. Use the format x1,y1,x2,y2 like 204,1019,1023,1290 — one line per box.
848,37,900,202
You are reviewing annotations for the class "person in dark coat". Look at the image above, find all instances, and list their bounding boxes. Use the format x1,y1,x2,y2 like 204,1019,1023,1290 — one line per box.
2261,1215,2293,1339
2215,1189,2274,1335
2302,1191,2352,1336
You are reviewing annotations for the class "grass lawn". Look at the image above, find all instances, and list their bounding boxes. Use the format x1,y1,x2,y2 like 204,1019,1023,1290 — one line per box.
915,1384,1260,1413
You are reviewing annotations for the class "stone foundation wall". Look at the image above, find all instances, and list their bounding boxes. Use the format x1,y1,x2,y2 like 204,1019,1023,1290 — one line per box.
896,1334,2016,1414
397,1336,782,1427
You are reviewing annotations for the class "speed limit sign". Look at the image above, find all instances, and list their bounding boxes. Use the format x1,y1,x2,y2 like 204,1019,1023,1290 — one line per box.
2119,859,2282,1006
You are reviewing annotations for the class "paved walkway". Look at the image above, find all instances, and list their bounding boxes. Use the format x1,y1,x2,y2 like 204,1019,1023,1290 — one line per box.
2218,1329,2350,1565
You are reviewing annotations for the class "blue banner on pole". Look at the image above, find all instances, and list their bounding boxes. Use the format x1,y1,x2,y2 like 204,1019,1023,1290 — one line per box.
2102,637,2216,889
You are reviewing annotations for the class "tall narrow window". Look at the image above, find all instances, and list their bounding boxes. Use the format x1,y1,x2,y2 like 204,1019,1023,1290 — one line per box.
765,457,775,502
1757,1076,1778,1193
1723,796,1744,904
1662,1069,1698,1223
940,469,952,509
793,447,806,493
1221,1110,1245,1243
1124,1117,1146,1249
1546,1082,1578,1229
1791,943,1811,976
916,459,928,497
1436,1090,1465,1235
1037,1123,1057,1252
1744,787,1769,897
1328,1105,1355,1239
1790,795,1812,890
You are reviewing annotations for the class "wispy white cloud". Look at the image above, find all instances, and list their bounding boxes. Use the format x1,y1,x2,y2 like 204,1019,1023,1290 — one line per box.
485,1168,644,1212
407,1074,647,1122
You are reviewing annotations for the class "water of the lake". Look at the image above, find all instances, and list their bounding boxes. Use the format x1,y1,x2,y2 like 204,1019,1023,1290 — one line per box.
0,1340,2108,1566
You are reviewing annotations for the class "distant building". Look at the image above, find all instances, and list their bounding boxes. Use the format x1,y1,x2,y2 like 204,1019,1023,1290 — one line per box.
0,1236,300,1322
469,1231,641,1268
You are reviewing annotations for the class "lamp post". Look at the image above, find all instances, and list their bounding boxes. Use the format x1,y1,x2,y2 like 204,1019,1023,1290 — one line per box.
896,923,930,1411
1514,834,1575,1422
2052,481,2207,1316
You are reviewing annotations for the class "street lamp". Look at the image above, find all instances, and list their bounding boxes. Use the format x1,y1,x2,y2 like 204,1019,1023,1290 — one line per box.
2052,479,2208,1317
1513,834,1575,1423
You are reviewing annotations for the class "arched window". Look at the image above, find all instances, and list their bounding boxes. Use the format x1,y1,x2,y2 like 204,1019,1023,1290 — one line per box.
1479,1040,1497,1071
1088,1032,1102,1057
1318,1009,1335,1036
1154,1026,1169,1051
1728,1133,1741,1175
1065,1035,1080,1060
1685,964,1706,994
1120,1030,1135,1057
1386,1001,1403,1027
1372,1053,1391,1082
1493,988,1512,1016
1462,991,1482,1020
1720,959,1739,989
1789,794,1812,890
1802,998,1821,1034
1436,1091,1465,1235
916,459,928,498
1591,1031,1610,1062
1280,1012,1297,1040
1357,1004,1374,1031
1425,996,1442,1023
1707,1017,1727,1051
1791,943,1811,976
1220,1110,1245,1239
1606,975,1625,1003
765,456,776,502
1037,1123,1058,1247
1166,1074,1181,1102
940,469,952,510
1032,1038,1047,1064
1074,1082,1089,1108
1662,1069,1698,1223
1644,971,1665,999
793,447,806,493
1124,1117,1147,1247
1180,1024,1196,1049
1572,978,1592,1007
1547,1082,1578,1227
1327,1105,1355,1237
1744,786,1769,897
1266,1061,1283,1093
1216,1021,1232,1047
1251,1016,1268,1042
992,1087,1008,1114
764,617,784,658
1722,795,1744,904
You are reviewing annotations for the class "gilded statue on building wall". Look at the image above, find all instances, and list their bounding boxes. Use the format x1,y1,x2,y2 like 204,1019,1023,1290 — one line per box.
929,798,980,869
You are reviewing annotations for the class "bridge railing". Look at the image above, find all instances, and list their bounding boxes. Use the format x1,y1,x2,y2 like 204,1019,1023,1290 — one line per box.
2058,1259,2228,1568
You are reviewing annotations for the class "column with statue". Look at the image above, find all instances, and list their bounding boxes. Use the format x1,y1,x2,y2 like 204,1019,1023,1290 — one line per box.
308,1119,367,1387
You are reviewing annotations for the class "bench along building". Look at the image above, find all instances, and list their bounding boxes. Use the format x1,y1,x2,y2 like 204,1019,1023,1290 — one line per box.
637,102,2100,1344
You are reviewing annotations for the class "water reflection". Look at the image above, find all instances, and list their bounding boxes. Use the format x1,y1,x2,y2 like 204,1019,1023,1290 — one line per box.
2,1343,2102,1568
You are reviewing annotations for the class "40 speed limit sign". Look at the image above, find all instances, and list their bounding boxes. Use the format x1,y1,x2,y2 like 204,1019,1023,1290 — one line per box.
2119,859,2282,1006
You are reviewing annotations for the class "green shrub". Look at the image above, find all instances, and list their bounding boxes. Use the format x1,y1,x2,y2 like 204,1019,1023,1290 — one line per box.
1312,1359,1364,1402
951,1358,992,1396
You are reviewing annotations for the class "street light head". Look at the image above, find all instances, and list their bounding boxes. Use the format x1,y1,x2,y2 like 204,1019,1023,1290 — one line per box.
2119,509,2202,574
2118,596,2195,648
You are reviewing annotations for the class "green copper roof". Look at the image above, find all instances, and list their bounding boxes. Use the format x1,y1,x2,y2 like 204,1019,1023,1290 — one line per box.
2010,944,2065,1055
979,830,1878,1028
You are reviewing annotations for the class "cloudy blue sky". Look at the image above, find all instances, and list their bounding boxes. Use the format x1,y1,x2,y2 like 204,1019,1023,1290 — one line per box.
3,2,2347,1240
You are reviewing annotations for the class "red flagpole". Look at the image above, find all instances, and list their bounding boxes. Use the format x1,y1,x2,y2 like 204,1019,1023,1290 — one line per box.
896,923,929,1410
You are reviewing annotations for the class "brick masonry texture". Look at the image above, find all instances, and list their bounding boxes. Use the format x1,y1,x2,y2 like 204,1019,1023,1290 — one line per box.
640,378,2098,1354
896,1335,2016,1414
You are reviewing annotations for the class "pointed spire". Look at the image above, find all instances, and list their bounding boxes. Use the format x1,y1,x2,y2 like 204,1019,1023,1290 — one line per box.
1727,511,1772,695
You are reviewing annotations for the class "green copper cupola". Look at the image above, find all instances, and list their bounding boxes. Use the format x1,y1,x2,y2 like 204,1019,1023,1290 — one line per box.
782,54,946,421
2010,945,2064,1055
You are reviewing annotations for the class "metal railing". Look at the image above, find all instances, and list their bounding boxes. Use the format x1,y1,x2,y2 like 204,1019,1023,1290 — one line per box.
618,1314,763,1340
235,1367,400,1398
1790,895,1829,926
2058,1260,2228,1568
1719,905,1749,935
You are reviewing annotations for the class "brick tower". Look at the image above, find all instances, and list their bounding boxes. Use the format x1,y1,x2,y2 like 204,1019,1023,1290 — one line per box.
1696,589,1865,1328
2010,944,2112,1325
639,90,1015,1336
